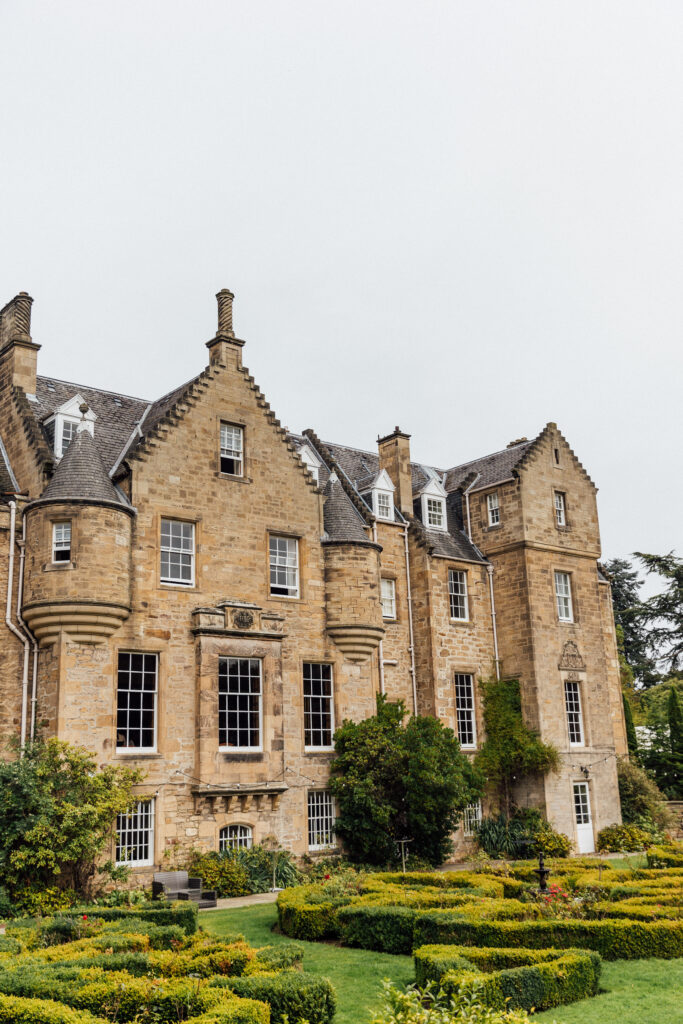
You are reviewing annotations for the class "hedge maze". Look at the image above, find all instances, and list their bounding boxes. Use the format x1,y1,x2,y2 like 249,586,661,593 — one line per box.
0,904,335,1024
278,851,683,1014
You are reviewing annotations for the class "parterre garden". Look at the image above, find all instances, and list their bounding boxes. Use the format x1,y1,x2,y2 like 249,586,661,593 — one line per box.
1,843,681,1023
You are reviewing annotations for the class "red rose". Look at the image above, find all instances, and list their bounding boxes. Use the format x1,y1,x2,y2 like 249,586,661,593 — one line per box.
324,874,331,880
82,914,87,920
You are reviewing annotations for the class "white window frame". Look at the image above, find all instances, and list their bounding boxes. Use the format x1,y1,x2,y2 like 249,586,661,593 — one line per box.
219,824,253,851
220,422,244,477
218,657,263,753
487,492,500,526
555,571,574,622
564,679,585,746
44,395,96,457
454,673,477,749
463,800,482,837
52,521,71,563
448,569,469,621
307,791,336,851
303,663,335,751
373,489,394,521
59,417,79,455
116,798,155,867
269,535,299,598
160,519,195,587
116,652,158,754
381,578,397,619
423,495,447,531
554,491,566,527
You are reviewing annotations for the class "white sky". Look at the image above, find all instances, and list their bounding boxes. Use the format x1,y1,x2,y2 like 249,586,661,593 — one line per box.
1,1,681,568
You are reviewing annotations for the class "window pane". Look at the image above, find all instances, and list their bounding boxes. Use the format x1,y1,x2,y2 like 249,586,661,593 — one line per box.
448,570,469,620
116,799,154,866
303,664,333,748
554,492,566,526
219,824,252,851
455,673,476,747
220,423,244,476
219,658,262,749
463,801,482,837
381,578,396,619
487,493,500,526
426,498,444,528
555,571,573,621
269,536,299,596
564,680,584,745
160,519,194,585
52,521,72,561
308,791,335,849
376,491,393,520
117,652,158,750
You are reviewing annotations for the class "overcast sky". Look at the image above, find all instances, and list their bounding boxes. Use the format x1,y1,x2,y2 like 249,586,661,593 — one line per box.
1,1,681,574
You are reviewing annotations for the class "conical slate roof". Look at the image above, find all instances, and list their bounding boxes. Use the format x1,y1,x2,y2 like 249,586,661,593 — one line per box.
41,426,126,506
322,474,372,543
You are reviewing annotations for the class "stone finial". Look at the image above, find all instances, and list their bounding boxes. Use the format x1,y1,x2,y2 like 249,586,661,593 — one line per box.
77,403,90,433
216,289,235,337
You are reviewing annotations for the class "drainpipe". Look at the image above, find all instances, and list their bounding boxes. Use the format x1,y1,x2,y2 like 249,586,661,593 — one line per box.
5,502,30,752
463,473,481,542
372,522,386,696
17,514,39,739
487,564,501,680
403,525,418,715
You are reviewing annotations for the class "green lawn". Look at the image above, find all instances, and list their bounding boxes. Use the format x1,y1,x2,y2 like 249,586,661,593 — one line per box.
202,903,683,1024
202,903,414,1024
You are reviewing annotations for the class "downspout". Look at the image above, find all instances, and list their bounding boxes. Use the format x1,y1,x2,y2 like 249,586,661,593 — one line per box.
487,563,501,680
464,472,481,542
5,502,30,753
17,513,39,739
372,522,386,695
403,525,418,715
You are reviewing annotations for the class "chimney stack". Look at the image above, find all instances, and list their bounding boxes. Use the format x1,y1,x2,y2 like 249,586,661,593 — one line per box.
377,426,413,516
0,292,40,394
206,288,245,368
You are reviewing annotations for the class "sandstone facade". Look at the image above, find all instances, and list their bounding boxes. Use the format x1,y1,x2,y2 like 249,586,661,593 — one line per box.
0,288,626,874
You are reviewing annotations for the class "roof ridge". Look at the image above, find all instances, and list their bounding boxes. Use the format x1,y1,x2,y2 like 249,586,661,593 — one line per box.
446,438,532,475
37,375,150,404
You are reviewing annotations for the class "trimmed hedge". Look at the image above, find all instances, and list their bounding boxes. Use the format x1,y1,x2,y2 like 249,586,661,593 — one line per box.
414,943,601,1013
211,972,335,1024
0,937,22,955
71,904,198,934
412,912,683,959
368,872,506,898
275,888,339,941
647,845,683,869
0,994,107,1024
337,905,418,954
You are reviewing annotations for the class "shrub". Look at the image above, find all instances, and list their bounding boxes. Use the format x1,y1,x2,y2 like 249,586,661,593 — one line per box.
337,904,418,954
370,979,533,1024
212,972,336,1024
0,993,108,1023
476,814,570,860
276,886,340,940
412,912,683,960
647,844,683,868
597,822,653,852
414,944,601,1013
185,852,251,898
617,757,671,829
71,903,198,934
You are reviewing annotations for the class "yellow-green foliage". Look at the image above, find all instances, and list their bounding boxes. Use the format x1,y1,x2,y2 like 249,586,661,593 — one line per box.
648,844,683,868
413,944,601,1012
0,910,335,1024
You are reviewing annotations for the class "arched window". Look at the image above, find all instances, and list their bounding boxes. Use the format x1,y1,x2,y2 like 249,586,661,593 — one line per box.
219,824,253,852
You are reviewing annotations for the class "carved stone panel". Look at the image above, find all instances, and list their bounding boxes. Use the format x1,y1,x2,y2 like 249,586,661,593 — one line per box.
558,640,586,671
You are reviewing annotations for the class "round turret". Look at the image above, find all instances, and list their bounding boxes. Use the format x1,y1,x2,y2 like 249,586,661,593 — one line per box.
22,418,133,645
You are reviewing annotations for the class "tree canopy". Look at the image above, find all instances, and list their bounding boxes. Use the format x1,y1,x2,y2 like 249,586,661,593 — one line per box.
329,695,481,865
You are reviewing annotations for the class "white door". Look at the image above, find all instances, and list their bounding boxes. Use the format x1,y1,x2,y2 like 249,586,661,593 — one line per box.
573,782,595,853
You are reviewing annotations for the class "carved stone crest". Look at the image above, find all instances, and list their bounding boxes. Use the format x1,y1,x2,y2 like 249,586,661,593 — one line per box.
558,640,585,671
233,609,254,630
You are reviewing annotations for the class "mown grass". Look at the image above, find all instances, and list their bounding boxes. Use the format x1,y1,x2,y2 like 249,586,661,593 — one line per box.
202,902,414,1024
535,957,683,1023
202,902,682,1024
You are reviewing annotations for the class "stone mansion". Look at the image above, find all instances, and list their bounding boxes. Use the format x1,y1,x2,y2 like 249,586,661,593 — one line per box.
0,287,627,872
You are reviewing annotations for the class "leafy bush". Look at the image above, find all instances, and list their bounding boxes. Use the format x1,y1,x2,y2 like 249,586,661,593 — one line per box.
617,757,671,829
185,851,251,898
0,993,108,1023
330,694,481,866
370,979,533,1024
337,904,418,954
647,843,683,868
211,972,336,1024
475,813,570,860
597,822,653,852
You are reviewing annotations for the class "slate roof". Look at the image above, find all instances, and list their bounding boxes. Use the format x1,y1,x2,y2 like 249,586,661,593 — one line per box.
33,376,149,474
321,475,371,543
39,427,129,507
0,435,19,497
443,439,533,492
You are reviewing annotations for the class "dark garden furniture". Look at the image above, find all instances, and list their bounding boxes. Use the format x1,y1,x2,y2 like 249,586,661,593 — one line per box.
152,870,217,909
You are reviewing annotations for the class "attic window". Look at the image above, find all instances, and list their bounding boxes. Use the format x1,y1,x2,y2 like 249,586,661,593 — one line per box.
220,423,243,476
374,490,394,521
425,496,446,530
60,419,78,455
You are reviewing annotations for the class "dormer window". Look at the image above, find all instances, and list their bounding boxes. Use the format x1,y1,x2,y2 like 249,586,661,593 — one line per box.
368,469,395,522
426,497,445,528
374,490,393,520
418,473,449,532
298,443,322,485
60,419,78,455
44,394,96,458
